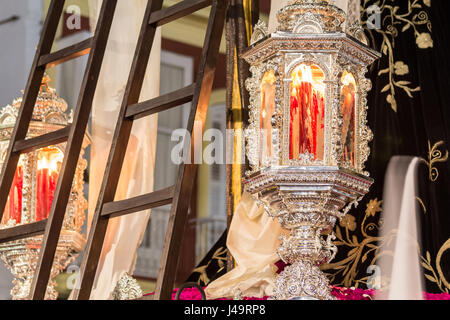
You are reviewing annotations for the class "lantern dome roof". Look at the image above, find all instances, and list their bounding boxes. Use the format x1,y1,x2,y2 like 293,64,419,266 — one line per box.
277,0,346,34
0,75,70,127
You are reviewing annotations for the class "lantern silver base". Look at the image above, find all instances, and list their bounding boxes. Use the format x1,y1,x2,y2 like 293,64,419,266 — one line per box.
244,166,373,301
0,229,85,300
272,260,335,300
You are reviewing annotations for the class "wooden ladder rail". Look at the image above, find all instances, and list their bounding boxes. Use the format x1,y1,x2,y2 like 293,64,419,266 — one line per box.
0,0,118,300
72,0,228,300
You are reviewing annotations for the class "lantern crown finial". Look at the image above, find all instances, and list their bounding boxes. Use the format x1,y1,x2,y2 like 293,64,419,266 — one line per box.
277,0,346,34
40,73,52,93
289,0,330,3
0,74,69,127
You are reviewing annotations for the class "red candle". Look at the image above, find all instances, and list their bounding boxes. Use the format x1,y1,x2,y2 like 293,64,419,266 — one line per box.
36,167,46,221
289,65,326,161
15,166,23,223
36,153,60,222
290,91,299,159
298,82,312,157
48,170,58,214
4,165,23,224
312,91,319,157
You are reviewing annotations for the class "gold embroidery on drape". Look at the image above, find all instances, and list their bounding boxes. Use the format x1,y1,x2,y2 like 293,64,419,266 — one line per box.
436,239,450,291
416,196,427,214
362,0,433,112
411,169,449,293
421,239,450,293
192,247,228,285
323,196,450,292
321,198,388,288
420,140,449,182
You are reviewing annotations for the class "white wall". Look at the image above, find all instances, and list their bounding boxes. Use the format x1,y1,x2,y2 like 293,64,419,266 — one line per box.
0,0,43,299
0,0,43,108
0,264,12,300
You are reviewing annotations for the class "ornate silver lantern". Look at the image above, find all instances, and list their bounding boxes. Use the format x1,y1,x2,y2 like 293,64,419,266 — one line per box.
0,77,90,300
242,0,380,300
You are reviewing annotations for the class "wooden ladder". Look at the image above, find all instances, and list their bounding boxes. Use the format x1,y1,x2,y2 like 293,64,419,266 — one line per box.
72,0,229,300
0,0,118,299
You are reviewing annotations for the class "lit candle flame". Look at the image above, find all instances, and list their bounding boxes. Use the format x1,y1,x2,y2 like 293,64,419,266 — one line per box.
342,72,356,86
37,151,63,174
291,64,325,94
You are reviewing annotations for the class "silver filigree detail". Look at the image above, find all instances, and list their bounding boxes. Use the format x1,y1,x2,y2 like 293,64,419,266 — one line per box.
113,273,143,300
233,288,243,301
272,260,336,300
250,20,269,45
242,34,379,174
277,0,346,34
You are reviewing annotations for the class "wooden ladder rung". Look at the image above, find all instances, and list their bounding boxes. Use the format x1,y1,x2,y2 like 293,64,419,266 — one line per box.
149,0,212,26
126,84,196,120
0,220,47,243
38,37,93,68
13,127,71,154
73,0,228,300
101,186,175,219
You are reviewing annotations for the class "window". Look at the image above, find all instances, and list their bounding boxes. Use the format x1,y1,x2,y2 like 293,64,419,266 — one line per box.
134,50,193,279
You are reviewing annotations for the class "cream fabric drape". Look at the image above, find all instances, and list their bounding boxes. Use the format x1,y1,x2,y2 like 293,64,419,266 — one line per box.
81,0,161,300
205,192,288,299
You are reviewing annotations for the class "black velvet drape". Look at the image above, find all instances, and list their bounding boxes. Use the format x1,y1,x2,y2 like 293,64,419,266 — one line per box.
321,0,450,293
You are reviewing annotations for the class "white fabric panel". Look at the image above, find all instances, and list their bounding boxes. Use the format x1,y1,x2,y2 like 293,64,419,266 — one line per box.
81,0,161,299
376,157,424,300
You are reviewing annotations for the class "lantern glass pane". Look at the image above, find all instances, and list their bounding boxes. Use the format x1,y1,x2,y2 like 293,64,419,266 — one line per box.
340,71,357,167
2,155,25,224
35,147,63,222
260,70,276,164
289,64,325,160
